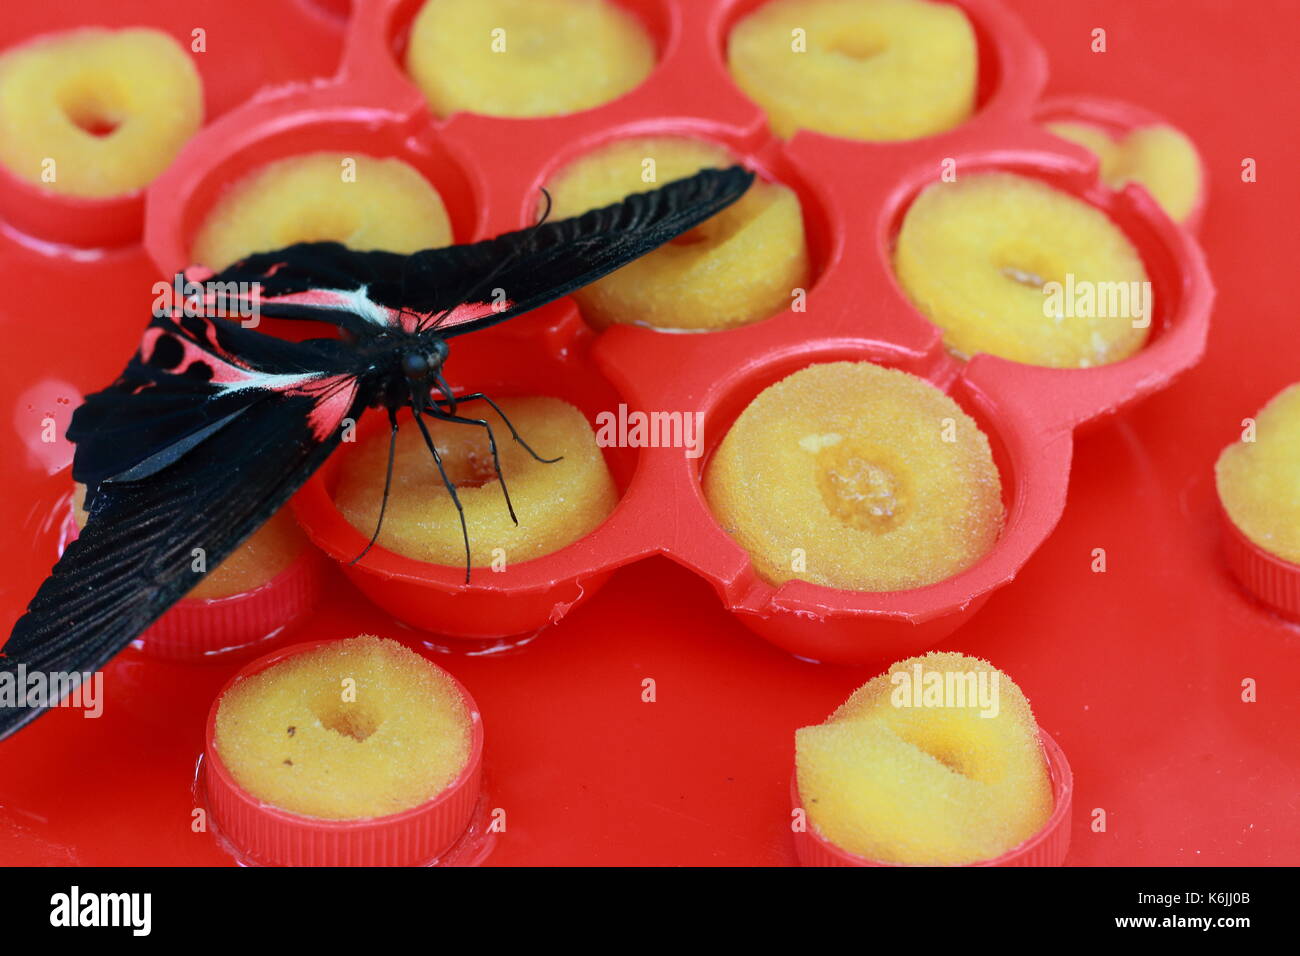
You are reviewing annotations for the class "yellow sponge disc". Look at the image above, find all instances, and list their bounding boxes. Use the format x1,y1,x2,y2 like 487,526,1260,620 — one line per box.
728,0,977,141
704,362,1003,591
546,136,809,330
1216,383,1300,565
894,172,1151,368
405,0,654,118
1048,120,1202,225
215,636,472,820
796,651,1052,865
0,27,202,197
336,397,617,567
192,152,452,270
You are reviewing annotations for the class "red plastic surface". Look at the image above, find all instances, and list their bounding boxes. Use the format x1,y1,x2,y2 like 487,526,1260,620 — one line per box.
0,0,1297,866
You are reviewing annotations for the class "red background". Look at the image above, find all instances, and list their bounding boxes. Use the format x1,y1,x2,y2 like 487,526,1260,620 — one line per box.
0,0,1297,865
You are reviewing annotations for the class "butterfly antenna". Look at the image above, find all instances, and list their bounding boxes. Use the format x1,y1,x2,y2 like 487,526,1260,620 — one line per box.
349,407,400,565
410,390,472,583
536,186,554,227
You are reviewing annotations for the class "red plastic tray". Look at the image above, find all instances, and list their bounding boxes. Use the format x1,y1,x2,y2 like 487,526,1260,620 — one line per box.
0,0,1297,866
143,0,1214,663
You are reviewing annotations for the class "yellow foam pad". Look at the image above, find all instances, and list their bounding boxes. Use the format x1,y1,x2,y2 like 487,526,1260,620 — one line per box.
336,397,617,567
728,0,977,141
192,152,452,269
704,362,1003,591
1046,122,1119,177
406,0,654,118
1048,121,1202,225
894,172,1152,368
545,136,809,330
72,483,305,600
796,651,1052,864
0,28,202,197
214,636,472,820
1216,383,1300,564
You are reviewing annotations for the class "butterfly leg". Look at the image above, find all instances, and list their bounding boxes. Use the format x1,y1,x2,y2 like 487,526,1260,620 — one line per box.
431,393,563,464
350,406,400,565
425,403,519,527
410,400,472,583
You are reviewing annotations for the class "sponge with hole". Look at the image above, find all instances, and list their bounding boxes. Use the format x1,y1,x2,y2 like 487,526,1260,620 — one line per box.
214,636,471,820
0,27,201,197
894,172,1151,367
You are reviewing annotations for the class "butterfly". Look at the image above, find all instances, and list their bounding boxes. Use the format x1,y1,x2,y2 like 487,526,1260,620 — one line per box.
0,165,754,740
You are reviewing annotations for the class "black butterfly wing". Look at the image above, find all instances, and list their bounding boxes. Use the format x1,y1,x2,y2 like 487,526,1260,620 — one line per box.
192,243,413,339
408,164,757,337
198,165,756,338
0,312,367,739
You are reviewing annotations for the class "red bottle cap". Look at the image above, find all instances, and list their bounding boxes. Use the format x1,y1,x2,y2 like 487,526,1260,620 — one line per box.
1218,501,1300,622
202,639,486,866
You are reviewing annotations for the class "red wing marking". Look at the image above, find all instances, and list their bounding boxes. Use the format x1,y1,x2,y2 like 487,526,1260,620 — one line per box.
141,324,358,441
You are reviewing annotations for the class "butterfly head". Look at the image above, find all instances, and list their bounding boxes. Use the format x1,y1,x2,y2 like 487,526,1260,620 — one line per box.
400,337,449,384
